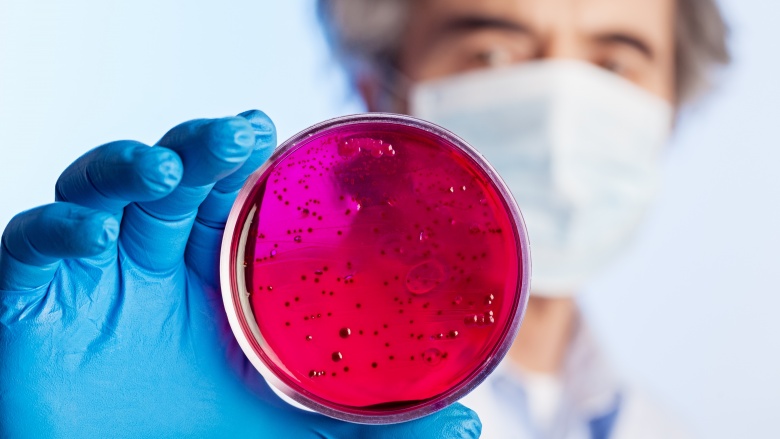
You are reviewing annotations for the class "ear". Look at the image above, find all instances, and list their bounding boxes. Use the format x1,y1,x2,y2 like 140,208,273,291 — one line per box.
356,72,385,112
356,70,409,113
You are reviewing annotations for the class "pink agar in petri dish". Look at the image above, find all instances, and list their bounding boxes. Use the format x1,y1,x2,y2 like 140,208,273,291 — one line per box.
221,113,530,424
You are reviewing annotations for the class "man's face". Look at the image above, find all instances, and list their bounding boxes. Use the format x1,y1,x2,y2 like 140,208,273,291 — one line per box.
387,0,675,106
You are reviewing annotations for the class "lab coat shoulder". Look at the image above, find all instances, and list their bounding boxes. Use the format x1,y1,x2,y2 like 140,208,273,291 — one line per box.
613,388,695,439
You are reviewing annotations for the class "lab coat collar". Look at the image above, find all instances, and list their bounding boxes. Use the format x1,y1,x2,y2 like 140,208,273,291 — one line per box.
493,314,623,422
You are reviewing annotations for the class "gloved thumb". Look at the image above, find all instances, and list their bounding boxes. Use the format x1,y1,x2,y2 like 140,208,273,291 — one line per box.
310,403,481,439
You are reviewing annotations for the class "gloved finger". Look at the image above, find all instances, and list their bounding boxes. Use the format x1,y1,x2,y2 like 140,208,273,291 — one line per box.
186,110,277,285
120,116,256,272
55,140,182,213
212,110,277,193
0,203,118,291
312,403,482,439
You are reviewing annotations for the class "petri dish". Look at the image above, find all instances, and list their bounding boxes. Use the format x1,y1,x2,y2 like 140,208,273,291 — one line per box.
221,113,530,424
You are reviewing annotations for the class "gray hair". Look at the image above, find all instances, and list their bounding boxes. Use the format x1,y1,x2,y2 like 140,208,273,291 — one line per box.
317,0,731,106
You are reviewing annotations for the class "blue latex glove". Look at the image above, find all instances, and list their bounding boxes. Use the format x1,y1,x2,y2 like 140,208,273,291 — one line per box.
0,110,481,439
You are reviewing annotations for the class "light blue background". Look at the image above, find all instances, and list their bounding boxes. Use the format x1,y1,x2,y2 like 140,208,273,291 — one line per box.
1,1,777,437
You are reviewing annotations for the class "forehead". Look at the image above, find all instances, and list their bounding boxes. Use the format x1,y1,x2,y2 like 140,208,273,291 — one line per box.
411,0,674,43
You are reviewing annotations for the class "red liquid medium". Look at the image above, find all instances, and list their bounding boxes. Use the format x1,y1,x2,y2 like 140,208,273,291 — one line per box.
234,119,525,414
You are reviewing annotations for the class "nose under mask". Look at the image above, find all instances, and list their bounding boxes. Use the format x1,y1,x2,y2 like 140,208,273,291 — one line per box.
410,60,673,297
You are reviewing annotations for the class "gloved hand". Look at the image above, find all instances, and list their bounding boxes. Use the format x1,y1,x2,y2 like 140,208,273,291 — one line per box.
0,110,481,439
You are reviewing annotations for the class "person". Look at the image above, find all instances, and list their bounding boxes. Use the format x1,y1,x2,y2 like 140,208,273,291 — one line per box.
315,0,730,438
0,1,728,439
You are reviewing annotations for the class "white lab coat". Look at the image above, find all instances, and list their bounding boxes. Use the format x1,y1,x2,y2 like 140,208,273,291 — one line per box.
460,322,692,439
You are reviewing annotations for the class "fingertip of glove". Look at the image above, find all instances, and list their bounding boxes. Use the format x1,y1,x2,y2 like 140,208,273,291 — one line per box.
98,215,120,247
203,117,256,162
137,148,183,195
437,403,483,439
463,412,483,439
77,211,120,254
238,109,276,150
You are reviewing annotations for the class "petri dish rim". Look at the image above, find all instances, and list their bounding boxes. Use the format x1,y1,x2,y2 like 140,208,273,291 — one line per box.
220,112,531,424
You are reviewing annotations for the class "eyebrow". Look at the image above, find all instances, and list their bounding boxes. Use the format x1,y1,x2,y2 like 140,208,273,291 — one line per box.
595,33,655,60
437,15,534,37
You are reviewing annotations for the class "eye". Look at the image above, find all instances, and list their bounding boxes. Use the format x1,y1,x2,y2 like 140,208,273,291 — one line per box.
597,57,638,80
601,58,630,76
474,46,514,67
594,44,650,81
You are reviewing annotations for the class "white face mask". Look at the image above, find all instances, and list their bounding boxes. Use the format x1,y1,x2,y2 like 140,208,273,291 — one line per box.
410,60,673,297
